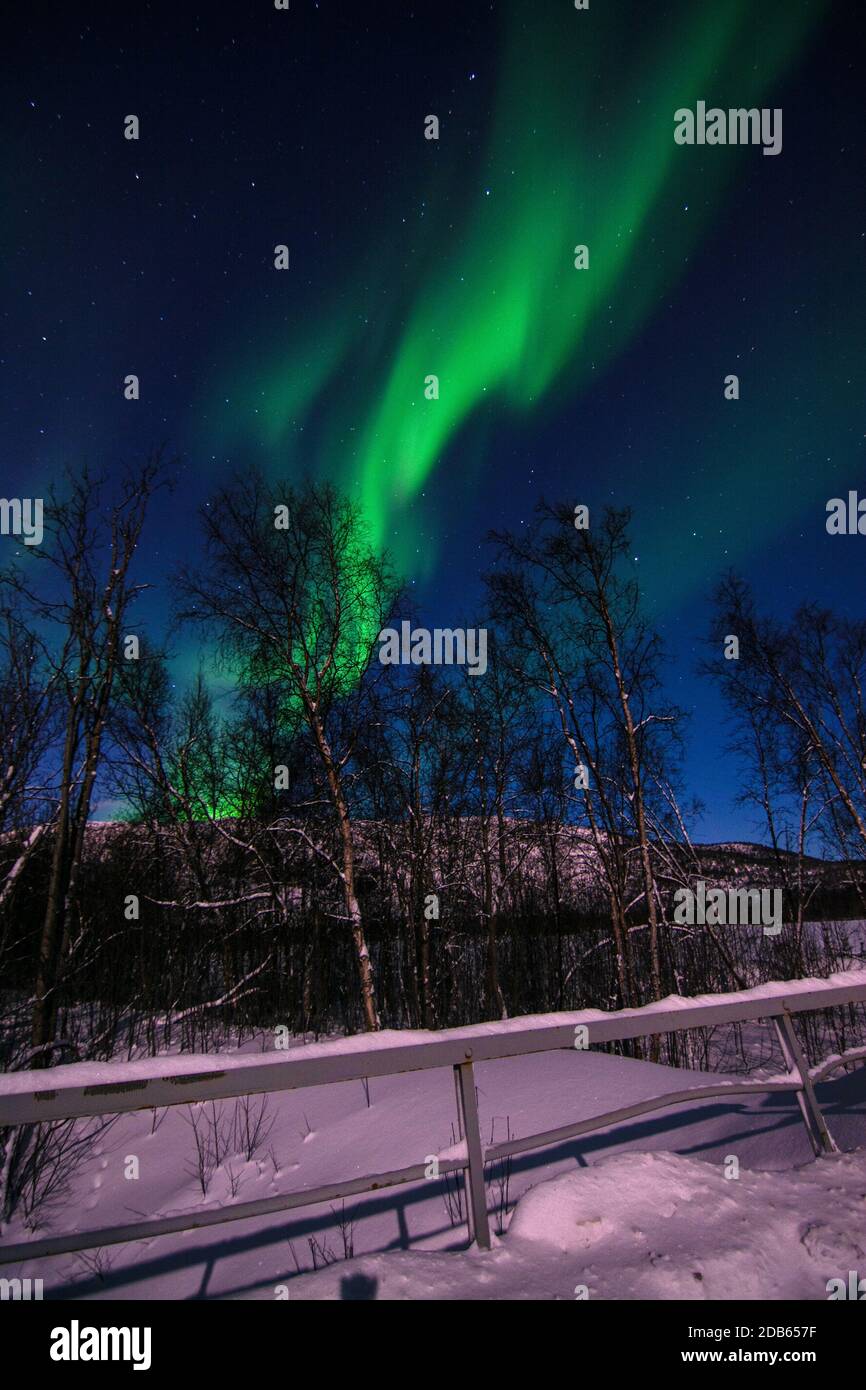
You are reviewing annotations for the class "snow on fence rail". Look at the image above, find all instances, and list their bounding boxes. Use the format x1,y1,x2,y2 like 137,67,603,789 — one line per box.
1,970,866,1262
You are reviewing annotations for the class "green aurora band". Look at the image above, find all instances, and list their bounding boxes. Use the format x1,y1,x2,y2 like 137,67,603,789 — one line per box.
200,0,825,580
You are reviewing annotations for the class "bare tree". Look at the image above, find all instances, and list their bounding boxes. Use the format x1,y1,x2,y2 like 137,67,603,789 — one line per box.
488,504,681,1013
708,575,866,869
2,462,164,1065
0,606,61,937
176,474,399,1031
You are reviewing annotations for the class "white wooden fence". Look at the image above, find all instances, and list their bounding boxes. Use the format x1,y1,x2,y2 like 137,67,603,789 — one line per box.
1,969,865,1263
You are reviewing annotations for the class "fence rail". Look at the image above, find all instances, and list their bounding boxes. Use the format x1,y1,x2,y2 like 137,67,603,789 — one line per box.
2,969,865,1264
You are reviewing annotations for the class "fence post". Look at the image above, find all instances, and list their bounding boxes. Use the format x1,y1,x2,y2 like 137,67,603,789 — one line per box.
453,1059,491,1250
773,1010,839,1156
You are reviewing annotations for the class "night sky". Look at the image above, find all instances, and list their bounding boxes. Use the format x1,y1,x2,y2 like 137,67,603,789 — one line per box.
2,0,865,839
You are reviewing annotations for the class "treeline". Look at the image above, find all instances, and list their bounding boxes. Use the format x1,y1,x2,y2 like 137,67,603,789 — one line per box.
1,460,865,1069
1,820,861,1063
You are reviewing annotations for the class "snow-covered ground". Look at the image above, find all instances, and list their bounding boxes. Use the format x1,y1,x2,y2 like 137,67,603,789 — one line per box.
2,1022,865,1301
287,1148,866,1301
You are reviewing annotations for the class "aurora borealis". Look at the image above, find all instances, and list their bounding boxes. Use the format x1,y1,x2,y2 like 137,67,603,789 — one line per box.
201,0,826,566
2,0,865,837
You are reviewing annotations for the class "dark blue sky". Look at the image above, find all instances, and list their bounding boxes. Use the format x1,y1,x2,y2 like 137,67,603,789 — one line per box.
2,0,864,841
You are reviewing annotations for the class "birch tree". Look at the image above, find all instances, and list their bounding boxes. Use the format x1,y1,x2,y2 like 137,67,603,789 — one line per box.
176,474,398,1032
